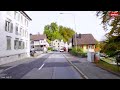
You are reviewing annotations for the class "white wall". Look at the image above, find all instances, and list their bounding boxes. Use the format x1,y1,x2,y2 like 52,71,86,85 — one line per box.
0,11,30,59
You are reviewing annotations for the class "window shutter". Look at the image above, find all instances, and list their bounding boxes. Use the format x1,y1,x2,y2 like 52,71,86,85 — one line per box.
10,23,13,33
5,21,7,31
14,40,16,49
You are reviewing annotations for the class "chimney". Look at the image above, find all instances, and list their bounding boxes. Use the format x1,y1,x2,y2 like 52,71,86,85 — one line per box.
30,33,32,36
79,33,81,38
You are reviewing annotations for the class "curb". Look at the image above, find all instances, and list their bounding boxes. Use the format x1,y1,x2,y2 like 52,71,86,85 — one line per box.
95,64,120,77
63,54,89,79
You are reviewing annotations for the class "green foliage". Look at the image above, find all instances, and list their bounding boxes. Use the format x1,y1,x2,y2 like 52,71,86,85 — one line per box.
70,47,87,57
47,47,53,51
46,39,51,44
43,22,75,42
96,60,120,73
59,25,75,42
97,11,120,56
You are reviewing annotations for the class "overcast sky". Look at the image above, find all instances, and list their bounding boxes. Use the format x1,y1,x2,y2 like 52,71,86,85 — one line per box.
25,11,107,41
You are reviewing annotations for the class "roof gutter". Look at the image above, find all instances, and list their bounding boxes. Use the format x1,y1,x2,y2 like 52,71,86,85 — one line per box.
20,11,32,21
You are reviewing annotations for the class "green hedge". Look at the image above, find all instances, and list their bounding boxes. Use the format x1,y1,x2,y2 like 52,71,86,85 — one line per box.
47,47,53,51
70,47,87,57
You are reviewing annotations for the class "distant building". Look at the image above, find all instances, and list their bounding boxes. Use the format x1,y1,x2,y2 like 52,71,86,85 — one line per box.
30,33,49,51
0,11,32,65
70,34,97,52
51,39,68,51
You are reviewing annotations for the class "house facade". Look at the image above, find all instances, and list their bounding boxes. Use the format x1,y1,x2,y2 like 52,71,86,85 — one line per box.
30,34,49,51
0,11,32,65
51,39,68,51
71,34,96,52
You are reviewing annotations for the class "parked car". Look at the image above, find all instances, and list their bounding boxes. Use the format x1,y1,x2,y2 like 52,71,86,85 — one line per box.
60,48,64,52
60,49,64,52
30,50,36,56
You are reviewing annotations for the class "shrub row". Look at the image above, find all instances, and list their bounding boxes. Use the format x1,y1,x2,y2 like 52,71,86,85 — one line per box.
69,47,87,57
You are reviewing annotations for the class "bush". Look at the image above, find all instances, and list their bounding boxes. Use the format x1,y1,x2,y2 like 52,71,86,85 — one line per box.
47,47,53,51
81,53,87,57
70,47,85,57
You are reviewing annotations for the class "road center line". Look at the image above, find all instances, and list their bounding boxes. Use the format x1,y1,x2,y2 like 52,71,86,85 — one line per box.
38,63,45,70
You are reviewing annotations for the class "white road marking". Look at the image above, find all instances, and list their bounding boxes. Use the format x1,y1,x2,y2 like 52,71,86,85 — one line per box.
38,64,45,70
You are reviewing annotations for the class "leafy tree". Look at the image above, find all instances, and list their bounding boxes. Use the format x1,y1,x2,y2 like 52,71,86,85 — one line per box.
59,25,75,42
43,22,75,42
96,11,120,37
46,39,51,44
97,11,120,56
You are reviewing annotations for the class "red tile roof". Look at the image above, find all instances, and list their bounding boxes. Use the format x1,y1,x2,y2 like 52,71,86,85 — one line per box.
73,34,97,45
30,34,46,41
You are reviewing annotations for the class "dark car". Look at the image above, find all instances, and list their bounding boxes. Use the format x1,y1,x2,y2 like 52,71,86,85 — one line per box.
30,50,36,56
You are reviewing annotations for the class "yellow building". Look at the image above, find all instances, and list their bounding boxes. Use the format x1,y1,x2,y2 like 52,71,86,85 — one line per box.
71,34,97,52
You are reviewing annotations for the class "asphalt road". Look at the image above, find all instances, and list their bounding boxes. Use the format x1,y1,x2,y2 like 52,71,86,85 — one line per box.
0,52,82,79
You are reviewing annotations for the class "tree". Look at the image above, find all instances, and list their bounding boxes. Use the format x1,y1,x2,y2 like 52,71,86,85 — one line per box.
96,11,120,37
59,25,75,42
97,11,120,56
43,22,75,42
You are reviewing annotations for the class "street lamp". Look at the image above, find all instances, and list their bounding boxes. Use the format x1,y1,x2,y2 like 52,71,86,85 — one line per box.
59,13,77,50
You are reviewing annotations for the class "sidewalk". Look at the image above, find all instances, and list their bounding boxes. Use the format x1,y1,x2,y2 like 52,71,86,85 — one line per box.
64,53,120,79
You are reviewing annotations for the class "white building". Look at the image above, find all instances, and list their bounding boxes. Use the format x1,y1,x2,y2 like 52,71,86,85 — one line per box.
51,39,68,51
0,11,32,65
30,34,49,51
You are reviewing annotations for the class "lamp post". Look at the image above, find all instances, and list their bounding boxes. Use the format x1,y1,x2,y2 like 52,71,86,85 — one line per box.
60,13,77,50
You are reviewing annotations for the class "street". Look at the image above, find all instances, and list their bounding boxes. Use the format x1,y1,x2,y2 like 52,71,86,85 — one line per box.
0,52,82,79
0,51,120,79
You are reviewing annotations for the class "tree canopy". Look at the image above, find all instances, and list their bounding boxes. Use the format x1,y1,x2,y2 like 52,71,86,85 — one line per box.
43,22,75,42
97,11,120,56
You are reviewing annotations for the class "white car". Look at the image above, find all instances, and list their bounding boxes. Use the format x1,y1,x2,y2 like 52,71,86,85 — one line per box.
60,49,64,52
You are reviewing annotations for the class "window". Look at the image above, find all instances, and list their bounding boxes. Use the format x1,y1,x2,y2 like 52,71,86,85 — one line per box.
26,41,27,49
14,11,20,21
10,23,13,33
6,36,11,50
14,38,19,49
19,27,22,36
25,30,26,37
15,24,19,35
26,31,28,37
88,45,89,49
86,45,88,49
14,11,17,19
23,41,25,49
92,45,94,49
5,19,13,33
24,18,26,26
23,29,24,36
5,20,10,31
19,41,22,49
18,13,20,21
26,20,28,27
21,15,23,23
